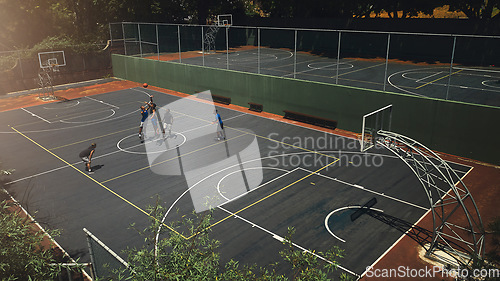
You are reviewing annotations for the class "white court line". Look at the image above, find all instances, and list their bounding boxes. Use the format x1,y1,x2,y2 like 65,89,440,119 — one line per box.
85,96,120,109
359,206,432,279
415,71,444,83
5,113,248,185
282,58,357,77
358,160,474,279
325,206,385,243
21,108,53,124
217,167,293,202
0,188,93,280
298,167,428,211
141,87,360,143
217,206,360,278
5,148,130,185
60,109,116,124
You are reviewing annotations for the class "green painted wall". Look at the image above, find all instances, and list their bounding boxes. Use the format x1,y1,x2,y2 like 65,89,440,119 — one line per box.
112,54,500,165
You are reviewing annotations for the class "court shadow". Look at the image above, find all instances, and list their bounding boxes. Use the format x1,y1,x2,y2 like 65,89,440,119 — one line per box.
91,164,104,171
366,210,471,255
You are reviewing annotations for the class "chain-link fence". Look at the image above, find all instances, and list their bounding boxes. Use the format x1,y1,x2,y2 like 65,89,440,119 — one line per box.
110,22,500,107
0,45,112,95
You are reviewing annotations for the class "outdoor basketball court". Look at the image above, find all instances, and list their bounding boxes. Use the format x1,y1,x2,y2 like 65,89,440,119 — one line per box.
0,85,474,278
167,47,500,107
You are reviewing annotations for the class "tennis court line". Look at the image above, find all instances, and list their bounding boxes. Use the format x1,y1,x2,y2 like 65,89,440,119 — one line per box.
217,206,360,277
191,158,339,238
10,125,188,240
415,69,463,89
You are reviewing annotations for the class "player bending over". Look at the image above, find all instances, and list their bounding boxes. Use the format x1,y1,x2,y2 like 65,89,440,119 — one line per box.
79,143,96,173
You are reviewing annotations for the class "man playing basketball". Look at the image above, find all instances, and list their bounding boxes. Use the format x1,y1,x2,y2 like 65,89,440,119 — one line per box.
79,143,96,173
139,106,148,141
212,109,225,141
163,108,174,137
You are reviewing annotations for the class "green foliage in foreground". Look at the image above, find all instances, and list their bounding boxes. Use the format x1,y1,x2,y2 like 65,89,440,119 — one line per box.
0,200,62,281
115,202,355,281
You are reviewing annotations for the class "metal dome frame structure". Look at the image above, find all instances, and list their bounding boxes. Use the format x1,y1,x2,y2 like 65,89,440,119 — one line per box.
375,130,485,267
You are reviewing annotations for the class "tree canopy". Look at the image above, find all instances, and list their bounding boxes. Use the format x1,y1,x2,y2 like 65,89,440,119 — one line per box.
0,1,498,50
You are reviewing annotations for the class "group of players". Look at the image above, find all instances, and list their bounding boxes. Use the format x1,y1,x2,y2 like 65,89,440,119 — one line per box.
138,94,174,141
79,84,225,174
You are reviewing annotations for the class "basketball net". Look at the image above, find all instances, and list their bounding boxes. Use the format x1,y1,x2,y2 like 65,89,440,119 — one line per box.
50,63,60,72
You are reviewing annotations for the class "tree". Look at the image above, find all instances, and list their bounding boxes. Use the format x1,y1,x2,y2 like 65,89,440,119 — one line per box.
120,201,354,280
447,0,500,19
0,199,66,280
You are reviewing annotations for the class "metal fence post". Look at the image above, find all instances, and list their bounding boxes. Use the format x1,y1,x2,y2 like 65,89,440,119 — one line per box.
178,25,182,63
226,26,229,70
383,33,391,92
294,29,297,79
121,23,127,56
18,52,24,79
202,26,205,66
156,24,160,61
336,31,342,85
84,228,98,279
109,23,113,47
258,28,261,74
137,23,143,57
446,36,457,100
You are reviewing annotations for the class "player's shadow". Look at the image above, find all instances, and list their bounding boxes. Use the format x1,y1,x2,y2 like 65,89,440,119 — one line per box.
91,164,104,171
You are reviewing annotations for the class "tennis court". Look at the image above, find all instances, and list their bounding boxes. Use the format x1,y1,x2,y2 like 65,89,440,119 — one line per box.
0,84,477,279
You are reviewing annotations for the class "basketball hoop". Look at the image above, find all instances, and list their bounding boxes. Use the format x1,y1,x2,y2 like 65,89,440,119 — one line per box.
50,63,60,72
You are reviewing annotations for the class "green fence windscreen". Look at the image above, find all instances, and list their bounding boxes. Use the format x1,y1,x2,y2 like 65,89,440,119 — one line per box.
112,54,500,165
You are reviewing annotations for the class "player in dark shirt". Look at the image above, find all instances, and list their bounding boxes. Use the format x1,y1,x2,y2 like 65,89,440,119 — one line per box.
79,143,96,173
139,106,148,140
146,95,165,137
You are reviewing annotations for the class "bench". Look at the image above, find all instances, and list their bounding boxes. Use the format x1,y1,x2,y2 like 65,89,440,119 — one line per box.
248,102,263,112
283,110,337,130
212,94,231,105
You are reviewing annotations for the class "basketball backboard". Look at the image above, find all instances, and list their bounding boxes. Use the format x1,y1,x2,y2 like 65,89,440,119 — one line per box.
38,51,66,70
217,14,233,27
360,104,392,152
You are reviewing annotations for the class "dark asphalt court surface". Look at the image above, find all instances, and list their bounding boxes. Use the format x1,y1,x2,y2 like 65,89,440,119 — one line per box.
0,87,472,278
167,47,500,107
